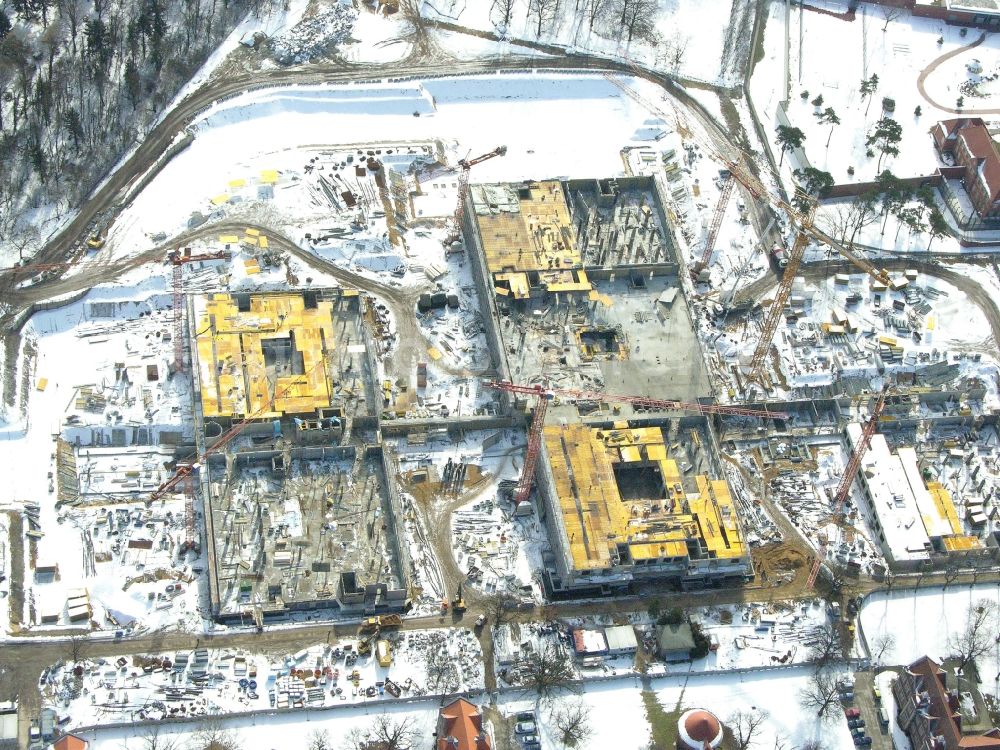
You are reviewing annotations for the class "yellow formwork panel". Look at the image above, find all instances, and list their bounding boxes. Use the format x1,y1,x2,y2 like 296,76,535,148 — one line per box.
195,293,336,419
544,423,747,574
927,482,962,535
260,170,279,184
941,534,982,551
476,181,582,274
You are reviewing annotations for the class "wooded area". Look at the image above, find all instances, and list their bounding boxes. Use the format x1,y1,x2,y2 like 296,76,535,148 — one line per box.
0,0,280,256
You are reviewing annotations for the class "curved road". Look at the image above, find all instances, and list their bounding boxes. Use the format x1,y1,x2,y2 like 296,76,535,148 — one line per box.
916,32,997,115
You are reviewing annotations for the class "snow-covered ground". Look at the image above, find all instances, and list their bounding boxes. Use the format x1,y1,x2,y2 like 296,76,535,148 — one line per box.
860,583,1000,697
421,0,748,86
75,700,443,750
751,0,990,184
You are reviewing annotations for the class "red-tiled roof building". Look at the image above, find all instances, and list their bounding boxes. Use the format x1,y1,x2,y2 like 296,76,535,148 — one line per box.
436,698,491,750
933,118,1000,219
893,655,1000,750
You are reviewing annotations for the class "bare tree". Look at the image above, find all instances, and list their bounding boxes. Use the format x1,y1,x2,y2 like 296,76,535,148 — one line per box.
948,599,998,675
122,724,178,750
728,708,767,750
550,699,592,748
527,0,557,36
67,634,87,665
190,718,239,750
619,0,655,44
490,0,517,33
870,632,896,665
520,642,580,704
584,0,606,31
663,34,689,75
307,729,330,750
881,7,902,31
807,624,841,670
484,592,518,628
799,671,841,720
423,644,455,692
343,714,415,750
798,742,827,750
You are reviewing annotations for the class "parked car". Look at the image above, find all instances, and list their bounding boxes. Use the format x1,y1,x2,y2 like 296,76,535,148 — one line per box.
519,735,539,745
516,722,537,734
516,712,535,722
839,691,855,702
848,719,866,729
845,708,861,719
854,737,872,747
523,745,541,750
852,727,866,737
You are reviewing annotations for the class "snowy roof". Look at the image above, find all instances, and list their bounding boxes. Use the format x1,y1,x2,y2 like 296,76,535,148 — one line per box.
678,709,723,750
603,625,638,652
848,425,930,563
572,628,608,655
898,447,953,539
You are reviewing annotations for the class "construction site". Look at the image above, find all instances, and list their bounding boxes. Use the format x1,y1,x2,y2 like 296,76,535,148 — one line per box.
183,288,414,622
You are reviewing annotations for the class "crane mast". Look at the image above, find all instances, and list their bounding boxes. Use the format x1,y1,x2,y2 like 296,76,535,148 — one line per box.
806,386,890,587
444,145,507,246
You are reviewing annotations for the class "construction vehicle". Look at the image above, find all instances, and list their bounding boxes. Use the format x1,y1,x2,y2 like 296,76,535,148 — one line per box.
357,630,378,655
86,235,105,250
451,582,467,613
443,146,507,246
359,614,402,633
806,385,890,588
486,380,788,503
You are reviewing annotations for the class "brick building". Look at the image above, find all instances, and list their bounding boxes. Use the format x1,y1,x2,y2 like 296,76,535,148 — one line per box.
933,118,1000,219
893,655,1000,750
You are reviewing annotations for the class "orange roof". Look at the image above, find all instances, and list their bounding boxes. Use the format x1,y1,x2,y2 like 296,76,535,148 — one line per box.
51,736,88,750
437,698,490,750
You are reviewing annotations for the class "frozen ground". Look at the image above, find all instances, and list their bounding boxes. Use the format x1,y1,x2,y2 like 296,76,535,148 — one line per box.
751,1,989,184
75,700,442,749
421,0,752,86
860,583,1000,696
107,74,682,267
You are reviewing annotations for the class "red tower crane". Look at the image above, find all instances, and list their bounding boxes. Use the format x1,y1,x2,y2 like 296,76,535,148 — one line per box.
486,380,787,503
806,385,890,588
443,146,507,246
168,248,231,373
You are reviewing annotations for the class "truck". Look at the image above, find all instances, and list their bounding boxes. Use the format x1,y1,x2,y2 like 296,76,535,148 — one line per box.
771,243,790,269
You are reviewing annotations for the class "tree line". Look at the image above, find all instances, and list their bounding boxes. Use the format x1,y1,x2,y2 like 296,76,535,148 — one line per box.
0,0,279,255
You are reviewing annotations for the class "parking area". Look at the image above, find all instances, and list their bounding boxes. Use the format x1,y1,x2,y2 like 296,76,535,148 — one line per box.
846,669,893,750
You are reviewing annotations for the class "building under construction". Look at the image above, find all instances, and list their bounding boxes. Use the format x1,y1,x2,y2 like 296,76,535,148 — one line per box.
465,176,710,403
188,289,410,621
464,176,751,595
535,420,751,595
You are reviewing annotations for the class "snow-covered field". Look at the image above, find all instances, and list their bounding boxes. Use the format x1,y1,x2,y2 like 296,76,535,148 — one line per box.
860,583,1000,696
421,0,747,85
751,1,993,184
